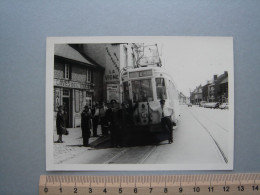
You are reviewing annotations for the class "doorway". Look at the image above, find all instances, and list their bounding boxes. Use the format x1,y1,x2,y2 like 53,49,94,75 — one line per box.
62,89,71,128
86,93,93,108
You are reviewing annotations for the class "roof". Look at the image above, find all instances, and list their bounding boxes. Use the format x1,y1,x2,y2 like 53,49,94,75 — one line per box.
54,44,95,66
220,77,228,84
216,71,228,83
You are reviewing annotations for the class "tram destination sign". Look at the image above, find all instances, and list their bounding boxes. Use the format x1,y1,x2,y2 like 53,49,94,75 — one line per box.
129,70,153,78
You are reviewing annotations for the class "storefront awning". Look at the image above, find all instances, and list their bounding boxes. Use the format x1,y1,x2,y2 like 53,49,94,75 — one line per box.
54,44,95,66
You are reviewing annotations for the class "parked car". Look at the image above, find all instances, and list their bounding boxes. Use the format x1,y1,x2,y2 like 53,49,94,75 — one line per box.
200,101,207,107
204,102,219,109
187,103,192,107
204,102,212,108
219,103,229,109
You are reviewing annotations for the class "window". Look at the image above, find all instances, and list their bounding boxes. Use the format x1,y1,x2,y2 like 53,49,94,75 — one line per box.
132,53,135,67
132,79,153,102
64,64,71,79
75,90,80,113
63,89,70,97
124,46,128,67
156,78,167,100
86,69,92,82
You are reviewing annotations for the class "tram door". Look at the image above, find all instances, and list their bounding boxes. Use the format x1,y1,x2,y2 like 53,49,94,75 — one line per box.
62,89,71,128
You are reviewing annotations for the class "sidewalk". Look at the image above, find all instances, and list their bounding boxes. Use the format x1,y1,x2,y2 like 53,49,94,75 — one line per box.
53,127,110,164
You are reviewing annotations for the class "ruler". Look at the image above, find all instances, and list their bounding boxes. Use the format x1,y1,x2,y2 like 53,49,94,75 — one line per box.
39,173,260,195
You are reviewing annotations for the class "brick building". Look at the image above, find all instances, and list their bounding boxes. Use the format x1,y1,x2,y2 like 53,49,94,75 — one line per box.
190,85,203,104
53,44,104,128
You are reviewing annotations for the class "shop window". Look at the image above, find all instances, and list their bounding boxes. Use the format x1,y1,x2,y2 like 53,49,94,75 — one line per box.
54,88,61,112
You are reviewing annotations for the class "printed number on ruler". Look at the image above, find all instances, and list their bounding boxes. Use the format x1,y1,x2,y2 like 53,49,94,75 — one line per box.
39,174,260,195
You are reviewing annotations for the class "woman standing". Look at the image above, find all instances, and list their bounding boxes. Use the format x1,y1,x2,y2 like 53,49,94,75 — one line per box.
56,105,65,143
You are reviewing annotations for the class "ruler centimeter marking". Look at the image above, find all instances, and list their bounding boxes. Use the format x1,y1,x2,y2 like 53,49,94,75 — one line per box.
39,173,260,195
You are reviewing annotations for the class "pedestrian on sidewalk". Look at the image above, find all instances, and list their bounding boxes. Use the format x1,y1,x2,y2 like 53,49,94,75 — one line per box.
81,105,92,147
92,102,100,137
56,105,65,143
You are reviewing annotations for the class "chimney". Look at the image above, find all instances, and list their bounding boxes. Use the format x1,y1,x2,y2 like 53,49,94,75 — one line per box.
214,75,217,81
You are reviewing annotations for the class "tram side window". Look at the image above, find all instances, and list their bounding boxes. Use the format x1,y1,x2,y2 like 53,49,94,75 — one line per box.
123,82,130,102
156,78,167,100
132,79,153,102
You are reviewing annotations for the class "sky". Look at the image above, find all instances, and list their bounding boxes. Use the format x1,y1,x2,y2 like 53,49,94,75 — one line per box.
156,37,234,97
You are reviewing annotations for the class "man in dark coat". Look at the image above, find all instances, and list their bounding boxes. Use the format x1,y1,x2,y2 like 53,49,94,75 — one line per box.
56,105,65,143
106,100,119,147
81,105,92,147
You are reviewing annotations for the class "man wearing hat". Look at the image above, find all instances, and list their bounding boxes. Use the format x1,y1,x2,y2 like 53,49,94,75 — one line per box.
56,105,65,143
106,99,120,147
150,99,175,144
81,105,92,147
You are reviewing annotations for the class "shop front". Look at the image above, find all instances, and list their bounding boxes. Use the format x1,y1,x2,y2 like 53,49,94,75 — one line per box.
54,78,94,128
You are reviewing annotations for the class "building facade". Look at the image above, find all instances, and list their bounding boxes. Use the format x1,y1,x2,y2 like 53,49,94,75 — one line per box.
54,44,104,128
192,71,229,104
81,43,138,104
190,85,203,104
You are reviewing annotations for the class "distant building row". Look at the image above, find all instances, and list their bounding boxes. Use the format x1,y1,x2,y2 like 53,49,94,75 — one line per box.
190,71,228,104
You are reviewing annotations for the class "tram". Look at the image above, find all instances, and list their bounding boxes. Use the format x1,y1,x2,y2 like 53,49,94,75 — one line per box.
121,67,180,132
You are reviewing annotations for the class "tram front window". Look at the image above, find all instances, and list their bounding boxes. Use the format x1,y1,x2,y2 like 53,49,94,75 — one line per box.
156,78,167,100
132,79,153,102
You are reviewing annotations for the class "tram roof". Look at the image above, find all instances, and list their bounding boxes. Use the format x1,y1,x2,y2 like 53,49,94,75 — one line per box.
127,66,166,72
125,66,178,89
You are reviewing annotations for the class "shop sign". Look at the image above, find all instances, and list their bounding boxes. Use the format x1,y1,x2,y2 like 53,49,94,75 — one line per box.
54,79,88,89
107,84,120,103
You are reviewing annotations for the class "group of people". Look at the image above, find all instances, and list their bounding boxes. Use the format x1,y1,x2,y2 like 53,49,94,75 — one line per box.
81,100,133,147
56,98,176,146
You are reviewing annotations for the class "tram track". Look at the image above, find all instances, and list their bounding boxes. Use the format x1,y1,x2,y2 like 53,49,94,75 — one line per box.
188,110,229,164
103,145,158,164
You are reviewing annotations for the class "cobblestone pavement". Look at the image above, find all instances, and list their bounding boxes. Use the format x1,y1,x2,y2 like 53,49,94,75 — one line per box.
53,127,104,164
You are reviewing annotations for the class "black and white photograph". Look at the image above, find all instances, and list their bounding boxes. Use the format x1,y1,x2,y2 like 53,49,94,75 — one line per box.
46,36,234,170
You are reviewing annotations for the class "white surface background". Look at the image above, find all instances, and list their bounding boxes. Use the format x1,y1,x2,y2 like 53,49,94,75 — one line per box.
0,1,260,194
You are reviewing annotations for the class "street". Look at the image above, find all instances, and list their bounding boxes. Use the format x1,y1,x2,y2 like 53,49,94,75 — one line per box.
54,105,231,165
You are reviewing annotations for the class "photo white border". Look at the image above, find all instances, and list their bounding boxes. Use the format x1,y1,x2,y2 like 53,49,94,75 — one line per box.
46,36,234,171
